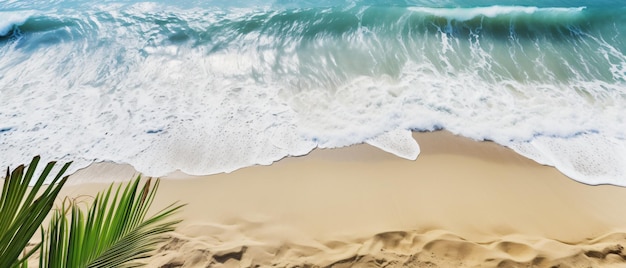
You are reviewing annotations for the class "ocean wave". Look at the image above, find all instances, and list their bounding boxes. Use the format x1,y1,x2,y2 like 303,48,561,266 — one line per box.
0,10,35,36
0,2,625,186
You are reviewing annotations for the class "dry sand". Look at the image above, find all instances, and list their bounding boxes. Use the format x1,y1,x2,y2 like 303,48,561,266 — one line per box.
57,131,626,267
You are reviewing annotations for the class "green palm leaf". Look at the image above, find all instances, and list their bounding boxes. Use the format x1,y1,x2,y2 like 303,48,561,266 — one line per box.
40,176,185,268
0,156,71,268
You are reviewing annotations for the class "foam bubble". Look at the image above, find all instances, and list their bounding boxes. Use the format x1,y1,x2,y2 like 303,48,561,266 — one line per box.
509,133,626,186
366,128,420,160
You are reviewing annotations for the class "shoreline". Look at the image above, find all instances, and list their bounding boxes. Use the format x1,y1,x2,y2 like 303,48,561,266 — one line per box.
56,131,626,267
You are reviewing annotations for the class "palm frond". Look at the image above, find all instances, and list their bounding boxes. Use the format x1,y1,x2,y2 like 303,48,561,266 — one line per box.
0,156,71,268
40,176,185,268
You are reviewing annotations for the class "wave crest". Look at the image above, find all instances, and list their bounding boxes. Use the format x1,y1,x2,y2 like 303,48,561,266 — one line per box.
409,6,586,21
0,10,35,36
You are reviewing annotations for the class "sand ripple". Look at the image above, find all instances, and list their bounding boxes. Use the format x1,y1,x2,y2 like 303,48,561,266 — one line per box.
144,225,626,268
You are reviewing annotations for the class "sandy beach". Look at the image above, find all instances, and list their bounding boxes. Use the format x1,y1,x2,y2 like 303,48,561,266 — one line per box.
3,1,625,267
56,131,626,267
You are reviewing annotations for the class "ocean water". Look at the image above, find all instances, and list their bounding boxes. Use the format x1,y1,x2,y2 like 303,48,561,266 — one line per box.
1,0,625,185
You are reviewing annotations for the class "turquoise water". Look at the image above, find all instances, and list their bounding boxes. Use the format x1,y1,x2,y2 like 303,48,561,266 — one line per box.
1,0,625,185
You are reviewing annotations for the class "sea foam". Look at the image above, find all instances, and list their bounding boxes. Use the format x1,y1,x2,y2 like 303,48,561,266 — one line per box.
509,134,626,186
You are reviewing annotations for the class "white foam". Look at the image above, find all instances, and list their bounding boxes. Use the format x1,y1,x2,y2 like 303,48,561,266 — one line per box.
509,134,626,186
366,128,420,160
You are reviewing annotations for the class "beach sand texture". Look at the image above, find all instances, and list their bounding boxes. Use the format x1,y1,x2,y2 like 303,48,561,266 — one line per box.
3,2,626,267
51,131,626,267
